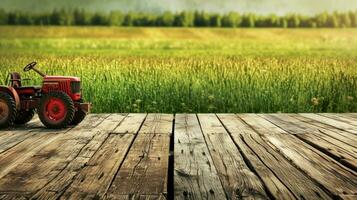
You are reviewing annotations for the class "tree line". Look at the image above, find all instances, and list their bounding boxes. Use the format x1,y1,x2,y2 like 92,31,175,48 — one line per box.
0,9,356,28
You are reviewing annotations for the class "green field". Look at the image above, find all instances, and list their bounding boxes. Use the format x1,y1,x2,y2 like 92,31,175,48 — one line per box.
0,26,356,113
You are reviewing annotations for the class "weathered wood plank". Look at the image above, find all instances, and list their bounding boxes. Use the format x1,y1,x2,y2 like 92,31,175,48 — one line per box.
106,114,173,198
319,113,357,127
219,114,332,199
0,130,38,154
197,114,268,199
240,114,357,198
174,114,226,200
0,114,109,180
0,194,28,200
112,113,147,134
139,114,173,135
300,113,357,134
0,115,42,152
59,134,135,200
340,113,357,120
261,114,357,171
290,114,357,147
0,114,123,195
33,116,140,199
106,194,167,200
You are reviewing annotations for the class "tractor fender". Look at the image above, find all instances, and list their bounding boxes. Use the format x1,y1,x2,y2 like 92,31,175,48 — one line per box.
0,86,20,110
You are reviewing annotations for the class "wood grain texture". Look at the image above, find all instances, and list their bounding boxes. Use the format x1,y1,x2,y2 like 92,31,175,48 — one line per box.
106,114,173,198
0,130,37,154
0,114,109,181
240,114,357,198
197,114,269,199
31,114,126,200
0,114,122,196
319,113,357,126
106,194,167,200
174,114,226,200
0,113,356,199
262,114,357,171
219,114,332,199
139,114,173,135
60,134,135,200
291,114,357,147
300,113,357,134
113,113,147,134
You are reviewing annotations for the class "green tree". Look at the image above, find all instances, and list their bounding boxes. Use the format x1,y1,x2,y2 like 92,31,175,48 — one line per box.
161,11,174,26
174,11,194,27
19,12,34,25
0,9,8,25
108,11,124,26
332,12,340,27
73,9,92,25
123,12,134,26
340,13,351,27
348,11,357,27
287,14,300,28
61,9,74,25
241,13,255,27
50,10,61,25
221,12,240,27
210,14,221,27
91,12,108,25
7,12,20,25
281,18,288,28
267,14,278,27
316,12,328,27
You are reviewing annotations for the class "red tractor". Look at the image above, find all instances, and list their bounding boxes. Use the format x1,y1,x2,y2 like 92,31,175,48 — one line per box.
0,62,90,129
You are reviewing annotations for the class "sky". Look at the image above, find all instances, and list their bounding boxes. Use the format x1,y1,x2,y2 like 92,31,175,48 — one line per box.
0,0,356,15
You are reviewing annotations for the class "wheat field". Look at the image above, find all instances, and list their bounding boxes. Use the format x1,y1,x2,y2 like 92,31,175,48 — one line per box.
0,26,356,113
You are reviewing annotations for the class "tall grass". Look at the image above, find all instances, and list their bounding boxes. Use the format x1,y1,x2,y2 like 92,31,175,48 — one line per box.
0,27,356,113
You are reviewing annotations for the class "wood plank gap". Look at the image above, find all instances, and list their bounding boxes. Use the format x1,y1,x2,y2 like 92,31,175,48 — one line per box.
197,114,269,199
174,114,226,200
105,114,173,198
166,114,175,200
57,114,148,200
216,114,279,200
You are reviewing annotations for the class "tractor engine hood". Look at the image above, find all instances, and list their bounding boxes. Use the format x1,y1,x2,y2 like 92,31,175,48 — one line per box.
44,76,81,82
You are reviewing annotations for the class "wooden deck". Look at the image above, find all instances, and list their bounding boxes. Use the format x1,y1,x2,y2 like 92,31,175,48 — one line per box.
0,113,356,200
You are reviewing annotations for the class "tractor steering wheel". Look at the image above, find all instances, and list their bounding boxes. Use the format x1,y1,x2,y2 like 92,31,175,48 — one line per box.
24,61,37,72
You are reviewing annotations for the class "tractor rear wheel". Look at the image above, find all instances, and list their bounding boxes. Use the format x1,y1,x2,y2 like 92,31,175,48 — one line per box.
70,109,87,126
0,92,17,129
14,109,35,125
38,91,75,129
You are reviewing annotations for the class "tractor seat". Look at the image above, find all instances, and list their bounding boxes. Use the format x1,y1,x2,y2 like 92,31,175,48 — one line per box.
10,72,40,89
10,72,22,88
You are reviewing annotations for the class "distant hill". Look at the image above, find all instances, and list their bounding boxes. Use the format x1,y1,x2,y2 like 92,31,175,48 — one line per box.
1,0,357,15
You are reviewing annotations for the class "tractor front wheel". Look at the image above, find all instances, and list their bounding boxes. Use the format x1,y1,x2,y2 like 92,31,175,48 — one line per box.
38,91,75,129
0,92,17,129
